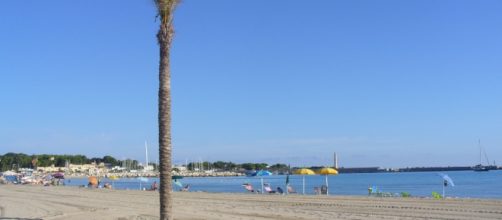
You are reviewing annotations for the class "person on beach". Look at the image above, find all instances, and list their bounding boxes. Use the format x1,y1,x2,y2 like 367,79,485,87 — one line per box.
314,187,320,195
104,182,112,189
181,184,190,192
150,181,158,191
276,187,284,194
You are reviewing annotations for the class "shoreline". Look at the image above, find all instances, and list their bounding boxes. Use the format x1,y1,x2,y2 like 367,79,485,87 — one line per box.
1,185,502,220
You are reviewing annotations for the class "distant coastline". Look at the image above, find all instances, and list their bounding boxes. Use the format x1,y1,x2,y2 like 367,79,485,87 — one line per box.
335,165,500,173
1,152,500,177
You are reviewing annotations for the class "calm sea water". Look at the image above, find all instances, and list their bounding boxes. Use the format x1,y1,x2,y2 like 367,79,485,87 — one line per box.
65,170,502,199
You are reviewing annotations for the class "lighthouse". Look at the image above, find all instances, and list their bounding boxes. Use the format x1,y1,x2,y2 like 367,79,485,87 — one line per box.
334,152,338,169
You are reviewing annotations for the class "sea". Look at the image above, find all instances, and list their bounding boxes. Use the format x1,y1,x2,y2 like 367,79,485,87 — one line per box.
65,170,502,199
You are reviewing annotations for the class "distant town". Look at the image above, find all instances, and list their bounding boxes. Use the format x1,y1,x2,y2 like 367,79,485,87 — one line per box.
0,153,500,178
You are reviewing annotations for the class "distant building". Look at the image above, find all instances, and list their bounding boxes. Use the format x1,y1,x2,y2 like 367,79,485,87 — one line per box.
173,165,187,171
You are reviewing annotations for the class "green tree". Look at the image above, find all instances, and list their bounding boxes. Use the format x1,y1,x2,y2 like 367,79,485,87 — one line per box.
103,155,118,166
212,161,226,170
256,163,268,170
269,163,289,172
241,163,256,171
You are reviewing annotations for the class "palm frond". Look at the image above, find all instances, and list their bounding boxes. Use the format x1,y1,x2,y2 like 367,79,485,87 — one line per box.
154,0,180,25
154,0,180,14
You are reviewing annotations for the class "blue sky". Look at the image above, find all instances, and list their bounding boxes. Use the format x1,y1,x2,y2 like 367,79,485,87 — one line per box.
1,0,502,167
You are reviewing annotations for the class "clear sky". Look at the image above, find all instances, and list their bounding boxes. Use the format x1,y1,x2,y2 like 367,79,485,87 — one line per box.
1,0,502,167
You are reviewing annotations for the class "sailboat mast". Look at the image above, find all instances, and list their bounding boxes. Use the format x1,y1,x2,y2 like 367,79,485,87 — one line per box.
479,139,482,164
145,141,149,170
478,139,491,165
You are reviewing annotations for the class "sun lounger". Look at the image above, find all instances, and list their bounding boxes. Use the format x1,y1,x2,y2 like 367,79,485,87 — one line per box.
181,184,190,192
263,183,276,194
242,183,256,193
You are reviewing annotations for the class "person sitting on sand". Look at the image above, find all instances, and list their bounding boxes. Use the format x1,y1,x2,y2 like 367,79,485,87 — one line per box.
150,181,158,191
287,185,297,194
104,182,112,189
276,187,284,194
314,187,320,195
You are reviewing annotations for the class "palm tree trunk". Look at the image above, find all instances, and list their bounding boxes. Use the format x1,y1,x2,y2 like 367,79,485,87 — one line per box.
158,10,175,220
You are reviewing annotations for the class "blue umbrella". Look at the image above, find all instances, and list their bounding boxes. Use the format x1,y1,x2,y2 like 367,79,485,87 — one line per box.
173,179,183,188
253,170,272,194
254,170,272,176
438,173,455,198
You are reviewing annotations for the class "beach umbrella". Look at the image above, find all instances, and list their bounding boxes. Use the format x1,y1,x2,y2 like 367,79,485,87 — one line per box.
317,167,338,195
253,170,272,194
171,175,183,189
52,172,65,179
254,170,272,176
285,175,290,194
294,168,315,195
88,176,98,187
438,173,454,198
173,179,183,190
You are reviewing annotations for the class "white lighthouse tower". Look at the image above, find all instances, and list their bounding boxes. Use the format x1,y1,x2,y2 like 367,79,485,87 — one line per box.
334,152,338,169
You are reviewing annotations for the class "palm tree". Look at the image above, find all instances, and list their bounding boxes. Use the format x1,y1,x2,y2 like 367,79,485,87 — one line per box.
154,0,179,219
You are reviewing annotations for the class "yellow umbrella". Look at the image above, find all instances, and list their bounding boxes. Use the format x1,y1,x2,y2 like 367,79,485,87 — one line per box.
317,167,338,195
294,168,316,175
294,168,316,195
318,167,338,175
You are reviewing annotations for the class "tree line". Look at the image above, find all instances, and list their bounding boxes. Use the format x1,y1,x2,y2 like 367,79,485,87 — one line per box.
0,153,291,173
0,152,131,171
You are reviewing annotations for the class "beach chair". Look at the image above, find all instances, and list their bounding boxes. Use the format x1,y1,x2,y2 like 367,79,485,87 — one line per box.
263,183,276,194
320,185,328,195
181,184,190,192
432,191,442,199
242,183,256,193
287,185,297,194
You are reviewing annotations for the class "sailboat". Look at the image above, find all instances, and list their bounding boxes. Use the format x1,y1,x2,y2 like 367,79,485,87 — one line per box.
473,140,495,172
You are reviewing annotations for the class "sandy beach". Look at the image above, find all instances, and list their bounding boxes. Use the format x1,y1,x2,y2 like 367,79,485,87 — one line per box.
1,185,501,220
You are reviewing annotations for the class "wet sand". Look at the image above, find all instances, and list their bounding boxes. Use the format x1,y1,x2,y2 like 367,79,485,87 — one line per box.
1,185,501,220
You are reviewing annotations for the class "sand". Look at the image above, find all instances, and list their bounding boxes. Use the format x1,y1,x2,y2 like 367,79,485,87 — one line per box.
1,185,501,220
